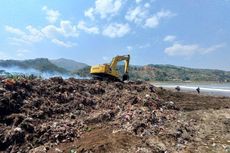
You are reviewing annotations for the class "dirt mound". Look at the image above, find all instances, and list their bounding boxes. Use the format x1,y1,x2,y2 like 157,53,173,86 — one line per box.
0,77,180,152
0,77,229,153
156,87,230,111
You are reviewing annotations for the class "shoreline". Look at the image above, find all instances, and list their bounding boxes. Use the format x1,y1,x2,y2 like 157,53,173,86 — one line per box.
153,83,230,97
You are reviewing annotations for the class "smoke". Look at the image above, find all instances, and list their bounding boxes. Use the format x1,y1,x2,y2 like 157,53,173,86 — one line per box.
0,66,40,75
0,66,89,79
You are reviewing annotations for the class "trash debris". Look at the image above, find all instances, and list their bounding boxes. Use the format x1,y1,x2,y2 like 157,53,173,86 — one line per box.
0,77,229,153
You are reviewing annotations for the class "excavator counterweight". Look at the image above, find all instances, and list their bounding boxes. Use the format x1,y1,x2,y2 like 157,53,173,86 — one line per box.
90,55,130,81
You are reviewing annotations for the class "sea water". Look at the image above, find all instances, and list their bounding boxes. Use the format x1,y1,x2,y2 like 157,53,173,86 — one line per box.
154,82,230,97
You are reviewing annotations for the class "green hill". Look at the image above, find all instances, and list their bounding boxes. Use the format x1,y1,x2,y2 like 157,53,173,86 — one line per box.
129,64,230,82
0,58,67,73
50,58,88,71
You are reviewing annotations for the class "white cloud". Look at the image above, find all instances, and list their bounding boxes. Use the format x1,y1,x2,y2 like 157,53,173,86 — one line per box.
125,7,174,29
125,43,151,52
8,37,31,45
156,10,175,18
5,26,25,36
127,46,133,52
41,25,59,38
16,49,30,53
139,43,151,49
145,10,175,28
144,3,150,8
84,8,95,20
51,39,76,48
85,0,122,19
96,0,122,18
165,43,225,56
0,52,9,59
201,43,225,54
42,20,78,38
25,25,44,42
163,35,176,42
77,21,99,34
42,6,60,23
102,23,130,38
6,20,78,45
16,53,24,57
60,20,78,37
5,6,78,48
102,56,110,61
5,20,78,48
136,0,142,3
145,16,159,28
16,49,30,58
5,25,44,44
125,6,147,24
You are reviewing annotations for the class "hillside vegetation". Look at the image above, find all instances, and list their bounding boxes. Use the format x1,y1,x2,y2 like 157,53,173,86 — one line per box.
0,58,67,74
0,58,229,82
129,64,230,82
74,64,230,82
50,58,88,71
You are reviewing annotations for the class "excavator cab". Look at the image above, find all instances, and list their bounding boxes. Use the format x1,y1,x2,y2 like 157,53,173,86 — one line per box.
90,55,130,81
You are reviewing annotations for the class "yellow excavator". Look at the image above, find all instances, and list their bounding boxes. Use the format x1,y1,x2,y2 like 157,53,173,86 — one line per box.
90,55,130,81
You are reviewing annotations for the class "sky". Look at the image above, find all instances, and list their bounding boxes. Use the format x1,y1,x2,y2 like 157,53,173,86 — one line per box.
0,0,230,70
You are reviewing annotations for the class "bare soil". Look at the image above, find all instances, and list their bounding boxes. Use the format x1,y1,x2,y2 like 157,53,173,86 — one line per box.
156,88,230,111
0,77,229,153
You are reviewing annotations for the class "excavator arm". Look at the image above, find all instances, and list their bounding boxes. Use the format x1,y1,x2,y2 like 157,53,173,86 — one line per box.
109,55,130,81
110,55,130,74
90,54,130,81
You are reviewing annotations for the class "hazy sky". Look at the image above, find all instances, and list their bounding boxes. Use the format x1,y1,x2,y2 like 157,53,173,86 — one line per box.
0,0,230,70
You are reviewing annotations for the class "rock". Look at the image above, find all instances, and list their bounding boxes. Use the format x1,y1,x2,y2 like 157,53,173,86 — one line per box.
0,127,25,150
0,87,6,93
133,122,147,135
55,148,63,153
29,146,47,153
130,96,139,105
85,110,115,124
50,77,64,84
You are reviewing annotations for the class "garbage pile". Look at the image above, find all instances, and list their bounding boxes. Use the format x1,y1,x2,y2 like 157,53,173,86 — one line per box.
0,77,195,153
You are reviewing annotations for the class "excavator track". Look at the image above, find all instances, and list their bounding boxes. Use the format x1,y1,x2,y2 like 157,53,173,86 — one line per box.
91,74,121,82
